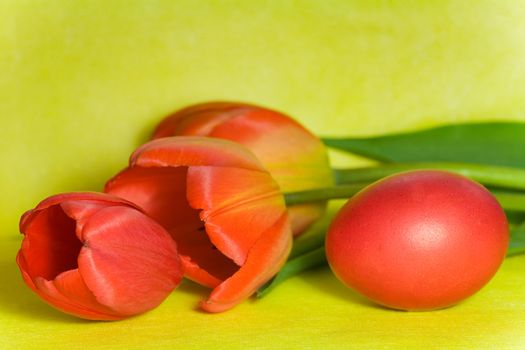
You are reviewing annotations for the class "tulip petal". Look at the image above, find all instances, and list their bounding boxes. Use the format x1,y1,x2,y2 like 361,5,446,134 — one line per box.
53,270,121,317
20,192,132,223
201,213,292,313
158,110,234,137
209,111,334,235
60,199,119,240
17,246,121,320
209,108,334,192
17,252,109,320
130,136,264,172
33,271,123,321
176,256,222,288
152,102,244,138
187,166,285,266
105,166,239,287
105,167,197,232
19,204,82,281
78,206,182,315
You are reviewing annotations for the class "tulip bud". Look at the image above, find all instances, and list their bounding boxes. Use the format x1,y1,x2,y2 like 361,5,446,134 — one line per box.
152,102,334,235
17,192,183,320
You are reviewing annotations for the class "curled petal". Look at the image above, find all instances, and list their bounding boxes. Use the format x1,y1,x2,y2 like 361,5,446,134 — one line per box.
130,136,264,171
187,166,286,266
35,271,123,320
201,214,292,312
20,192,134,225
17,251,121,320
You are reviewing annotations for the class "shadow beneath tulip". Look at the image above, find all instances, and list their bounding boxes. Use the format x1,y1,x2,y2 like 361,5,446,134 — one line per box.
300,265,388,310
176,279,209,298
0,236,86,323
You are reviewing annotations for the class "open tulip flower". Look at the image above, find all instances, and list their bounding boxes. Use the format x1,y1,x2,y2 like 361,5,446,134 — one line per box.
105,136,293,312
151,101,334,236
17,192,183,320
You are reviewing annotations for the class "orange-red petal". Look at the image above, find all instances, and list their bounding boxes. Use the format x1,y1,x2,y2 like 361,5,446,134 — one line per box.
130,136,264,171
17,252,122,320
78,205,182,315
152,102,246,138
201,213,292,312
187,166,285,266
104,167,198,234
34,271,123,320
18,204,82,281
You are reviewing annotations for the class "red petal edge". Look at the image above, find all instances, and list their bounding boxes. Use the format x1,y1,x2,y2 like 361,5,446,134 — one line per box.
200,213,292,312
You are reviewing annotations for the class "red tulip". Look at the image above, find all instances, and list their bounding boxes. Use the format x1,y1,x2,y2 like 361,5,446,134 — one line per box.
105,136,293,312
151,102,334,236
17,192,183,320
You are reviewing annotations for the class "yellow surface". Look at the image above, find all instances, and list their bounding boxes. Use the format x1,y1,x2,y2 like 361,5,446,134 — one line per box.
1,1,525,349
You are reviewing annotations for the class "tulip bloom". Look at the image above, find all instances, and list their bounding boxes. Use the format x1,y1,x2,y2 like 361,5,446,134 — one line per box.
17,192,183,320
105,137,293,312
152,102,334,235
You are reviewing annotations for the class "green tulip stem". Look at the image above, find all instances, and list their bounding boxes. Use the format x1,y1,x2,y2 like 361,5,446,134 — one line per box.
284,185,525,212
284,183,367,206
284,162,525,212
333,162,525,190
492,191,525,212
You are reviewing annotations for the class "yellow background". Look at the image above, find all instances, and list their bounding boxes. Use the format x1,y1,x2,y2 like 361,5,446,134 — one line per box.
1,1,525,349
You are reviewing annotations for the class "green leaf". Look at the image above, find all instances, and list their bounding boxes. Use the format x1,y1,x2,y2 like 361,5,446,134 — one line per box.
333,162,525,191
323,122,525,168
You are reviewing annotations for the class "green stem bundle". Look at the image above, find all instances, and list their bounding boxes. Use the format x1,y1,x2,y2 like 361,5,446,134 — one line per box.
333,162,525,190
